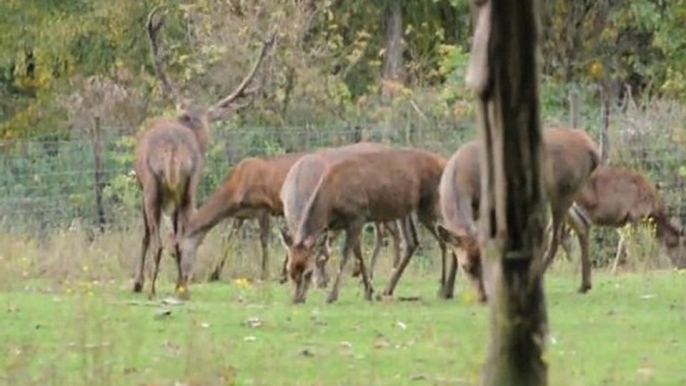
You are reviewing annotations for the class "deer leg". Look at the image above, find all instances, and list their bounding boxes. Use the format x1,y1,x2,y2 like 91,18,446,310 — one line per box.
313,232,332,288
352,224,374,278
173,197,194,293
611,229,626,275
559,223,575,262
279,249,290,284
315,230,339,287
353,236,374,301
145,192,163,298
133,199,151,293
208,218,244,282
369,222,387,281
566,209,592,293
422,218,449,298
542,204,570,273
381,216,419,298
327,221,364,304
355,222,384,281
277,223,291,284
257,212,271,281
386,220,402,269
442,250,459,299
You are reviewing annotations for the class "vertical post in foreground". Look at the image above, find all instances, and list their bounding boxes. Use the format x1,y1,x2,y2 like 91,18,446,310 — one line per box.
466,0,549,385
91,116,106,234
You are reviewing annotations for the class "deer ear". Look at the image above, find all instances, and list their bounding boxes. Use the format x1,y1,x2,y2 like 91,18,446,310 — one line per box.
278,227,293,248
436,224,461,246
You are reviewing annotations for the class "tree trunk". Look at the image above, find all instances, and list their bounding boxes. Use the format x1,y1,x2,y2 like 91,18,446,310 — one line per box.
467,1,549,385
381,0,404,104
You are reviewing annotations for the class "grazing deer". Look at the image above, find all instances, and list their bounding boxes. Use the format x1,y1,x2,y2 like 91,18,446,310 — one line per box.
133,5,276,298
285,148,448,304
278,142,403,288
436,127,600,302
557,166,686,272
177,151,306,292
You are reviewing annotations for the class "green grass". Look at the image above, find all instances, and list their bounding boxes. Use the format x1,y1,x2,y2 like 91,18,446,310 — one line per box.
1,269,685,385
0,228,685,385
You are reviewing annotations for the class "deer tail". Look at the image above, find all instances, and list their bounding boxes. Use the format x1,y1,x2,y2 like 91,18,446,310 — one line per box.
163,146,181,190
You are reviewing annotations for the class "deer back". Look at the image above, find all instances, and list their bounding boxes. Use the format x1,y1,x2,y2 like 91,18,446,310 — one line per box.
542,127,601,207
281,142,392,234
295,148,444,244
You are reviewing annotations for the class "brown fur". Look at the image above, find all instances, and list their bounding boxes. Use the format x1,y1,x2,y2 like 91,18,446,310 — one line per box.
437,127,600,301
132,108,210,297
561,166,686,269
287,147,448,304
138,6,276,299
278,142,403,288
177,151,307,291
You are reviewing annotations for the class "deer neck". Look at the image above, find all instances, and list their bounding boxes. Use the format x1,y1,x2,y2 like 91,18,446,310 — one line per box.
185,183,240,244
295,187,330,245
194,128,210,155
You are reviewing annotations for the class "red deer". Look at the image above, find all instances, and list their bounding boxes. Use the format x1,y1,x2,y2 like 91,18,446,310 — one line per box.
278,142,403,288
176,151,306,294
437,127,600,302
557,166,686,272
133,5,276,298
285,148,448,303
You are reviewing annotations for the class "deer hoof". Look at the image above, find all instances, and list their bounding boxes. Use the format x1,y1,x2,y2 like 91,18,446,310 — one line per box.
133,282,143,293
325,292,338,304
376,293,393,302
207,270,221,282
438,288,454,300
176,286,191,300
578,284,592,294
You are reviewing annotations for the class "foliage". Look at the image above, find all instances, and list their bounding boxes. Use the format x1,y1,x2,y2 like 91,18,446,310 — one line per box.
1,0,685,141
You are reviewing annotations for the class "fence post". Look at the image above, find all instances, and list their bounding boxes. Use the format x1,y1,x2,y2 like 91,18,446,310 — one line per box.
599,83,611,165
353,124,362,143
91,116,106,233
568,86,580,128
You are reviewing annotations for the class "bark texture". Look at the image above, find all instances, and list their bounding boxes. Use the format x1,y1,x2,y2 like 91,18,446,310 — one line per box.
467,0,549,385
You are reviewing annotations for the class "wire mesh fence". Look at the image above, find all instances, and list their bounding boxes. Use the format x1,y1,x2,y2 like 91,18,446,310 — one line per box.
1,99,685,268
0,119,476,236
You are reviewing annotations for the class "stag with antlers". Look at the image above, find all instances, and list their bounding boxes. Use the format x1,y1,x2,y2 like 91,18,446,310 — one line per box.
132,5,276,298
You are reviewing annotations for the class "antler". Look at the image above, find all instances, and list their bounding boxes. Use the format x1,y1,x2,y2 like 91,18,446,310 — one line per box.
207,29,278,121
146,5,184,108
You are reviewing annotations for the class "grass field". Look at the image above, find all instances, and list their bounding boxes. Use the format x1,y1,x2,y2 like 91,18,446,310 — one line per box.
1,228,685,386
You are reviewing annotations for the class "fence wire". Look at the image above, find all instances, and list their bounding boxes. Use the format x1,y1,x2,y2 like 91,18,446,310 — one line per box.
0,121,474,235
1,103,685,265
